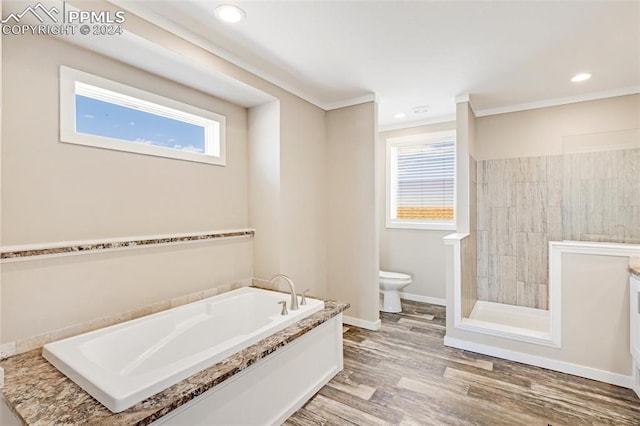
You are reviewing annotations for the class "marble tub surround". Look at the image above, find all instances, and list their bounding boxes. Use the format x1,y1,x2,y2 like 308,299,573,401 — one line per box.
0,300,349,425
1,229,255,262
0,280,251,360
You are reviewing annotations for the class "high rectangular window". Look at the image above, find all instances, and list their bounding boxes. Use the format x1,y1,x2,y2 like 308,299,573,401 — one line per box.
386,130,456,230
60,66,226,165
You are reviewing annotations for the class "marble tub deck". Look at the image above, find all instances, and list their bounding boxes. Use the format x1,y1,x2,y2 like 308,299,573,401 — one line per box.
0,298,349,425
631,266,640,279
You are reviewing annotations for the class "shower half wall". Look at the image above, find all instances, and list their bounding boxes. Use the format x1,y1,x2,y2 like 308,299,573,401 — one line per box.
453,128,640,348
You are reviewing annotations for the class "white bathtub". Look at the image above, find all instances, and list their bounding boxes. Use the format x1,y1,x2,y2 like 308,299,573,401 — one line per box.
42,287,324,413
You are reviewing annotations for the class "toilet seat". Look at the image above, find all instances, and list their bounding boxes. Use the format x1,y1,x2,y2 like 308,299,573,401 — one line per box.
379,270,411,281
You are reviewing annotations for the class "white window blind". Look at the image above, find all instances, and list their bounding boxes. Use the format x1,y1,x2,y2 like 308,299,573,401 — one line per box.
387,131,456,230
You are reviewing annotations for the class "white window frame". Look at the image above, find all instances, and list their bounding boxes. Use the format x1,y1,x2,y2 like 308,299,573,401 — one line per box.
386,130,457,231
60,66,226,166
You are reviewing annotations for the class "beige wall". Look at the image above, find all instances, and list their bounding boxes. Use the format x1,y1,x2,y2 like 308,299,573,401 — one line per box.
279,99,328,298
378,121,456,300
1,35,254,343
249,98,328,299
2,0,339,344
2,243,253,343
105,0,330,300
326,102,379,323
248,101,281,280
3,36,250,243
475,94,640,160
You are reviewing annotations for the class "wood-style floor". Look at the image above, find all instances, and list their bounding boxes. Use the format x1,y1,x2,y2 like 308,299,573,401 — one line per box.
285,300,640,425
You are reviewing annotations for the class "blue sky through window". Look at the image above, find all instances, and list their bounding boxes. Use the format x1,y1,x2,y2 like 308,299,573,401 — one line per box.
75,95,206,153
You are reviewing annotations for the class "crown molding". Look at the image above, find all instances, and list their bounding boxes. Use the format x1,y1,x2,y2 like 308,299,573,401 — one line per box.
474,86,640,117
324,93,378,111
454,94,471,104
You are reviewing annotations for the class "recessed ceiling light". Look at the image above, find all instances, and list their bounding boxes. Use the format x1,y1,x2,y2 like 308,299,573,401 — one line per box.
214,4,246,23
393,112,406,119
571,73,591,83
412,106,430,115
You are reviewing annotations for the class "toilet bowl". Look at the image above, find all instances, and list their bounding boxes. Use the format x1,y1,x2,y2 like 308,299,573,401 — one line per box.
379,270,412,313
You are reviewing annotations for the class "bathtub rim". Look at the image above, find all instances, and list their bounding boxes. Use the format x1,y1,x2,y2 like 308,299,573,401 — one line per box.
42,286,325,413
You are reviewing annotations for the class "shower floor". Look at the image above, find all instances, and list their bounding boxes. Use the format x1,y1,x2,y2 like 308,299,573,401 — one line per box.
464,300,551,341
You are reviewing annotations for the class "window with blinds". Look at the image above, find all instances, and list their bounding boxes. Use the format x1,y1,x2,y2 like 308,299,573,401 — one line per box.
386,130,456,230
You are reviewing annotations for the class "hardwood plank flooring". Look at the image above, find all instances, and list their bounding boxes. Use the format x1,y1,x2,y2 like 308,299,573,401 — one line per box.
285,300,640,425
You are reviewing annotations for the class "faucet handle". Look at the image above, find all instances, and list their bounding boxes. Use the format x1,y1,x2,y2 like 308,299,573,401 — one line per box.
300,289,310,306
278,300,288,316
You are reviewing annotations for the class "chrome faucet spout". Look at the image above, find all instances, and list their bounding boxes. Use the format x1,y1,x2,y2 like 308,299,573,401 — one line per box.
269,274,299,311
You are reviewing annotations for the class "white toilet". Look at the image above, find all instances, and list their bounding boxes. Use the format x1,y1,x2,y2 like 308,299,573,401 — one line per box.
379,270,412,313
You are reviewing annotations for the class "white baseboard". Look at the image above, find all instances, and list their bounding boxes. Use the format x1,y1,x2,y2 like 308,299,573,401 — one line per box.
444,336,634,389
399,292,446,306
343,315,381,331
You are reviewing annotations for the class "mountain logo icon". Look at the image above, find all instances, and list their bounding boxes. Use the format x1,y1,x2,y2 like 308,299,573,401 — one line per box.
1,2,60,24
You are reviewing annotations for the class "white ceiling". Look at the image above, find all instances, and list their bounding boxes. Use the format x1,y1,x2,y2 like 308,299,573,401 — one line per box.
117,0,639,129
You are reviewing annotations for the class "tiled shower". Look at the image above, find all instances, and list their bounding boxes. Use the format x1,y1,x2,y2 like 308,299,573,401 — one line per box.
475,130,640,311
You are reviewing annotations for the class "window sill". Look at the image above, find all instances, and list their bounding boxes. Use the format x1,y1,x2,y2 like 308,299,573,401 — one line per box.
386,221,456,231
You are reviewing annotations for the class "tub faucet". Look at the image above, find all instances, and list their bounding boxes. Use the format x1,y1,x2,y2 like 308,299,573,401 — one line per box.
269,274,299,311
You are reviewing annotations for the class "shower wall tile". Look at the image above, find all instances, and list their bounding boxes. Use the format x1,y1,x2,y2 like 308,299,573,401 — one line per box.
515,232,528,283
477,277,489,301
516,182,547,233
488,254,517,304
526,232,548,284
477,161,487,184
517,156,547,182
462,158,478,317
477,183,490,231
489,207,516,255
622,148,640,205
546,155,563,207
461,233,477,318
488,255,500,302
516,281,539,309
623,206,640,244
477,230,489,278
547,207,563,241
563,148,640,243
478,147,638,310
478,154,555,310
537,284,548,310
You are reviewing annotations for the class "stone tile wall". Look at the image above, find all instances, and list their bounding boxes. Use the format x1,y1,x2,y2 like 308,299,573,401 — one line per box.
476,155,562,310
476,147,639,310
462,156,478,317
563,148,640,244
